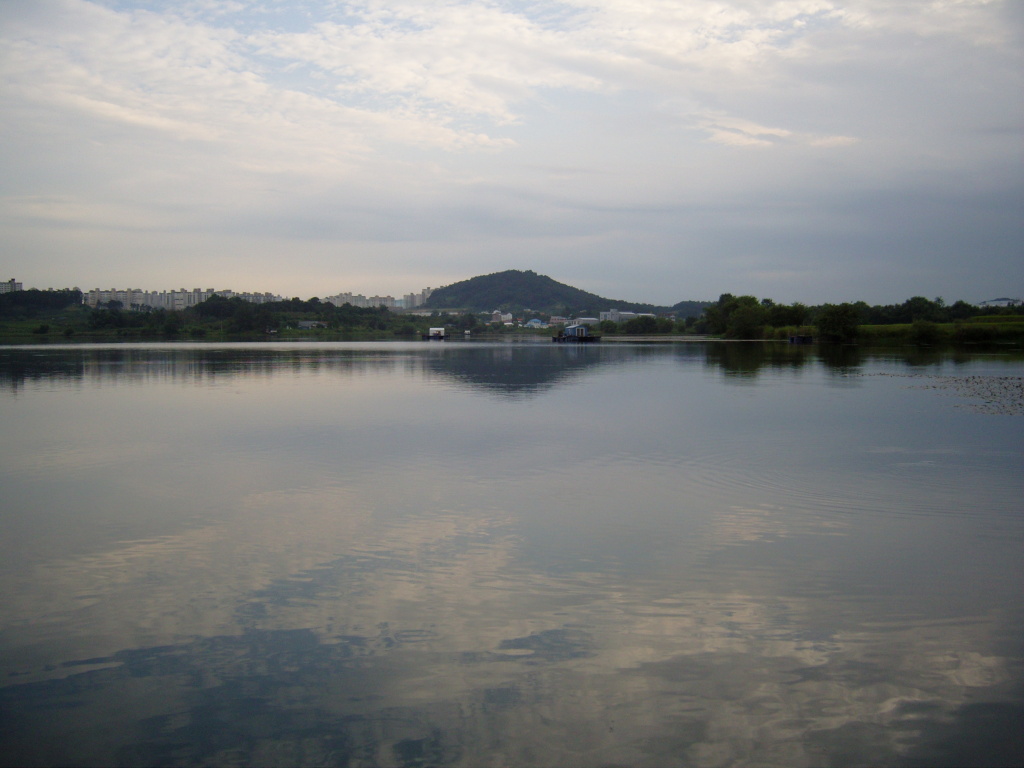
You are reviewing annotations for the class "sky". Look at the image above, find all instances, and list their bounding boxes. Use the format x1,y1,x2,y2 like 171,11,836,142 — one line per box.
1,0,1021,306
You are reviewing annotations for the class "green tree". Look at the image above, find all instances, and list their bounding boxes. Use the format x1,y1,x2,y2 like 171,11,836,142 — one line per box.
701,294,766,338
946,300,976,321
904,296,942,322
702,294,734,334
623,315,659,334
726,301,767,339
815,303,860,343
194,294,238,320
454,312,479,331
767,302,807,328
87,307,127,330
162,312,184,336
0,289,82,320
227,301,257,332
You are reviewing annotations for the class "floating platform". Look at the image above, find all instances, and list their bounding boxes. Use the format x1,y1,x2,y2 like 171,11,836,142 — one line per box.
553,323,600,343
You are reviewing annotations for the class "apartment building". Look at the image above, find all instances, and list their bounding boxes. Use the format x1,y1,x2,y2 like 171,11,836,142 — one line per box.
403,287,433,309
83,288,283,309
323,292,398,309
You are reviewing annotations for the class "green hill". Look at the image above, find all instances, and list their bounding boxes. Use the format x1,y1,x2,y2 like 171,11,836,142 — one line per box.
671,300,712,319
422,270,687,316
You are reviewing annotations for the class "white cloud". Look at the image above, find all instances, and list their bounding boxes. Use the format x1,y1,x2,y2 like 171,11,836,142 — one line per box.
0,195,181,230
247,3,607,124
696,113,859,148
2,0,1012,156
0,0,1020,302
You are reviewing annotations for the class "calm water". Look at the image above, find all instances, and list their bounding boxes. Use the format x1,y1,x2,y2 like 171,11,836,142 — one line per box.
0,341,1021,767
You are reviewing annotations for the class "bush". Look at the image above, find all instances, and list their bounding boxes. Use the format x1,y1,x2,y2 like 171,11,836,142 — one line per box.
952,322,1024,344
815,304,860,343
908,320,942,346
953,323,997,343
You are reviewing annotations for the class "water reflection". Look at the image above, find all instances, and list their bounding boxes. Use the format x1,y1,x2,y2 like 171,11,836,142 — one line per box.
0,342,1021,767
0,343,619,397
702,342,816,379
4,341,1022,394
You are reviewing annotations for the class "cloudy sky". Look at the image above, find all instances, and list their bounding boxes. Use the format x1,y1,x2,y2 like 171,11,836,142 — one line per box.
1,0,1021,305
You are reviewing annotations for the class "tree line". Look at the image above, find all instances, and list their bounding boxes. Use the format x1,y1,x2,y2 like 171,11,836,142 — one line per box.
2,288,1021,343
675,294,1019,342
0,291,438,338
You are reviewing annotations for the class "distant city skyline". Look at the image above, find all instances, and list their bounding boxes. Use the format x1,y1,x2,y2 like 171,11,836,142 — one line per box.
1,1,1021,305
76,284,436,310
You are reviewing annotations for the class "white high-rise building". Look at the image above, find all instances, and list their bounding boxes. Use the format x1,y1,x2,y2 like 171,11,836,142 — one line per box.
324,292,399,308
82,287,282,309
402,287,433,309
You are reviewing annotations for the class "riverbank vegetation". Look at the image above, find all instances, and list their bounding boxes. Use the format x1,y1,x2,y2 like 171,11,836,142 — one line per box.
678,294,1024,346
1,288,1021,346
0,290,451,341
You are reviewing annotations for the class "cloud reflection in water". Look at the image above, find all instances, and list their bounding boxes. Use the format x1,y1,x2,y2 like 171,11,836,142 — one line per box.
0,343,1021,767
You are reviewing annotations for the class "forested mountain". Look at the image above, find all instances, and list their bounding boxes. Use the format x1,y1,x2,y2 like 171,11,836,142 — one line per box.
422,270,705,315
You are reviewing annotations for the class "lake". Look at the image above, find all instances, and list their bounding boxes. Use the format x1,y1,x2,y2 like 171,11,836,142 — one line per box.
0,341,1021,767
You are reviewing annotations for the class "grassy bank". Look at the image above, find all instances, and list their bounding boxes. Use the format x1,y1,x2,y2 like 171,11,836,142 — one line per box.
858,317,1024,346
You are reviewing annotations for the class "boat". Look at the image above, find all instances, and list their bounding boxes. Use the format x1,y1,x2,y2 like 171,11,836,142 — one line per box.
422,327,450,340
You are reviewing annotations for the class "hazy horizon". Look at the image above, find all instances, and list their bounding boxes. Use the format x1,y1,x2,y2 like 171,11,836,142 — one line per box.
13,269,1020,309
8,268,1024,309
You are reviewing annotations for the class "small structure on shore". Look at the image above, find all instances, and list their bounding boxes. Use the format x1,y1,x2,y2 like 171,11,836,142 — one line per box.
553,324,600,343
